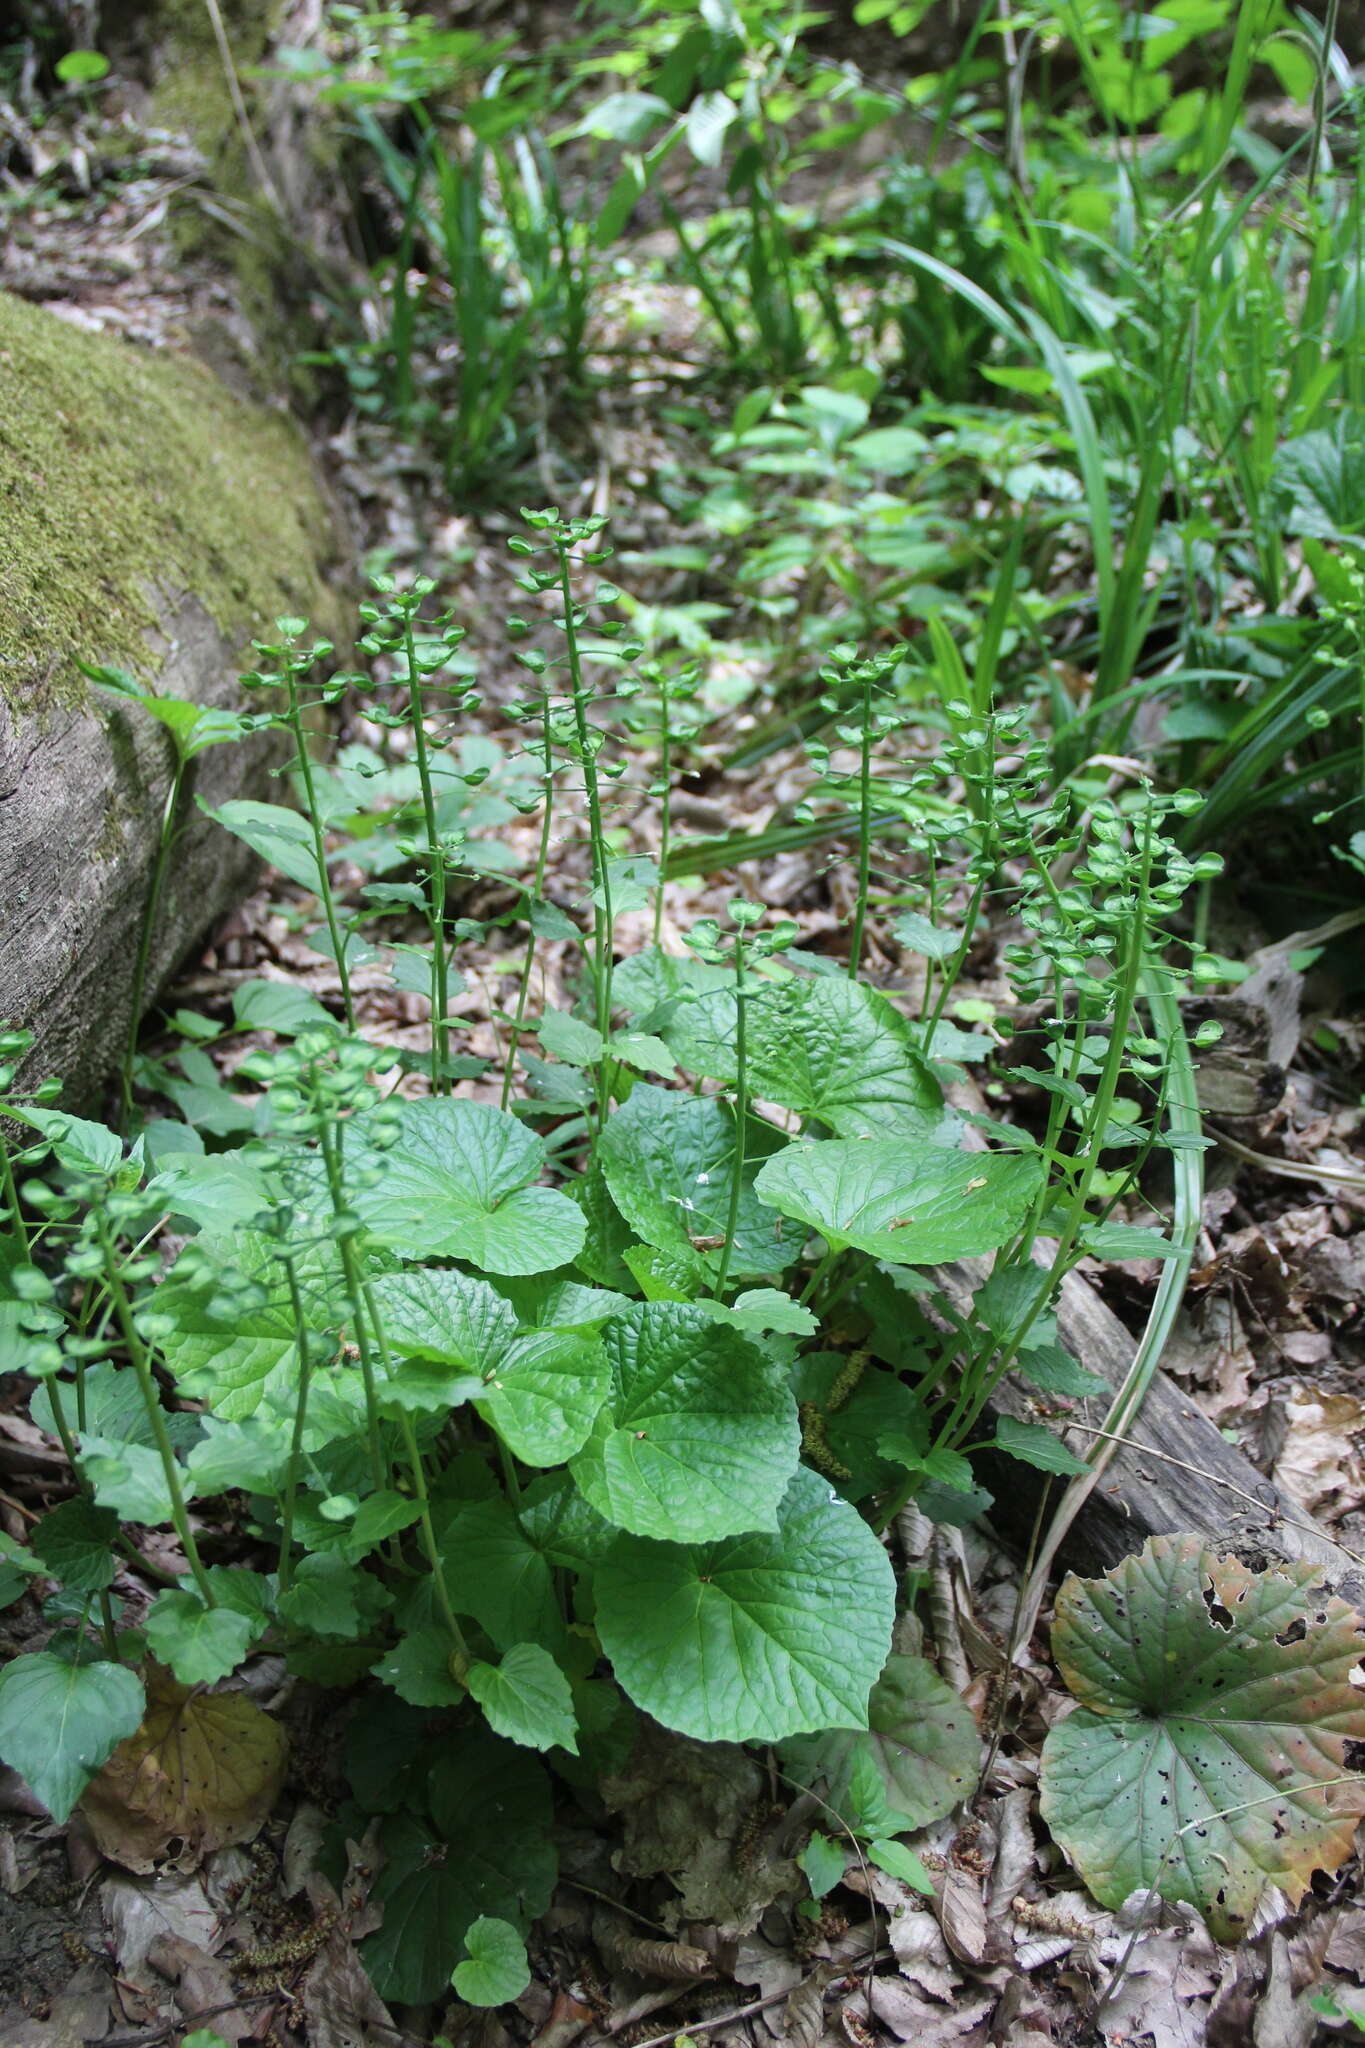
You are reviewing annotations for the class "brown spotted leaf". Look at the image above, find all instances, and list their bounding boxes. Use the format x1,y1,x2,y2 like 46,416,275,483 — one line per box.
80,1666,287,1872
1040,1534,1365,1940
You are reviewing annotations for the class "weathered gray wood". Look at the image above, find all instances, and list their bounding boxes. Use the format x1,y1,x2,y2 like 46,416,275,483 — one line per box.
935,1255,1365,1606
0,289,350,1103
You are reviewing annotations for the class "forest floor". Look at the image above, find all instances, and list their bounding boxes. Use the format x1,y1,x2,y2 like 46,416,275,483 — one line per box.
4,12,1365,2048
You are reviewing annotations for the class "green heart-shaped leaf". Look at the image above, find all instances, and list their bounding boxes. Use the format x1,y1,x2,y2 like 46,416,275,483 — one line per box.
571,1301,800,1542
754,1139,1041,1265
596,1465,895,1743
347,1101,586,1275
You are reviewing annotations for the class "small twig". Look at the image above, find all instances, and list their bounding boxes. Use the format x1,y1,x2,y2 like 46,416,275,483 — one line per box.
201,0,285,215
1209,1123,1365,1193
96,1993,278,2048
1060,1420,1365,1569
625,1945,885,2048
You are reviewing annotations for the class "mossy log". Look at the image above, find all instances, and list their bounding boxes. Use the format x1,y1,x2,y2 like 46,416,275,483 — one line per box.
0,289,350,1102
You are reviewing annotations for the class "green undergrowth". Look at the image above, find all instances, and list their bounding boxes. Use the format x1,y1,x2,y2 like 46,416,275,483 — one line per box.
4,501,1333,2001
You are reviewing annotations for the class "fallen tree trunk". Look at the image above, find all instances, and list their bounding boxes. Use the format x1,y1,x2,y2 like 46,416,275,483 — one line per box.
0,288,350,1102
935,1255,1365,1608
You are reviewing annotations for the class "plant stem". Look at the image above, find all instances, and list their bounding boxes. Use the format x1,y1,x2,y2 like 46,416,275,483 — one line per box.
120,759,185,1131
275,1252,316,1596
654,679,671,949
359,1277,471,1677
714,928,748,1299
402,621,451,1096
286,671,356,1032
94,1210,215,1608
317,1122,387,1493
502,685,557,1111
848,667,873,981
557,537,616,1114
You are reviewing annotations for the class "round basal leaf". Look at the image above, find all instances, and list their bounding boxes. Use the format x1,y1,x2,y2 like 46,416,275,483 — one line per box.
1039,1535,1365,1941
596,1464,895,1743
439,1497,564,1653
371,1269,609,1465
346,1100,585,1275
571,1301,799,1542
597,1085,795,1279
0,1652,144,1823
754,1139,1042,1265
745,978,946,1140
784,1653,980,1830
468,1644,578,1753
31,1499,119,1596
454,1917,532,2007
372,1626,467,1708
145,1590,260,1686
81,1667,287,1873
362,1735,555,2005
154,1227,356,1425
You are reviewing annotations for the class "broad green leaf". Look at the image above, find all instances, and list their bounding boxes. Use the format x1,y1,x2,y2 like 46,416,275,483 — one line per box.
146,1152,278,1232
145,1590,261,1686
868,1838,935,1891
373,1627,466,1708
1039,1537,1365,1941
345,1100,586,1275
536,1008,604,1065
792,1354,932,1500
371,1269,609,1465
453,1917,532,2006
363,1736,555,2004
785,1653,979,1831
278,1553,384,1640
517,1472,616,1574
0,1652,144,1822
231,980,336,1036
598,1085,795,1279
800,1832,847,1900
596,1465,895,1743
571,1301,799,1542
992,1416,1089,1475
754,1140,1042,1265
685,88,737,166
8,1107,123,1177
31,1499,118,1596
746,978,946,1140
202,798,327,893
439,1497,563,1653
493,1273,631,1331
153,1228,353,1424
78,1437,193,1525
31,1364,155,1449
697,1287,818,1338
186,1417,294,1496
468,1644,578,1753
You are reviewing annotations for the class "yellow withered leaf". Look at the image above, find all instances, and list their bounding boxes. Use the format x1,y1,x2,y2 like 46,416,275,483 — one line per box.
81,1665,287,1873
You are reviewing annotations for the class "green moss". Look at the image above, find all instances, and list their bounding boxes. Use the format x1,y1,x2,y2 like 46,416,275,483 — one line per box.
0,289,346,711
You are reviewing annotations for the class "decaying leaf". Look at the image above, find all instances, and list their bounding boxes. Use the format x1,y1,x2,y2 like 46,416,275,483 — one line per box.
80,1667,287,1873
1040,1535,1365,1941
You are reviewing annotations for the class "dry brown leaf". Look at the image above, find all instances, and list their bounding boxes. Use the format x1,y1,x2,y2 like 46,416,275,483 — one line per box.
80,1668,287,1873
783,1962,835,2048
1270,1389,1365,1522
887,1908,958,2002
147,1931,255,2045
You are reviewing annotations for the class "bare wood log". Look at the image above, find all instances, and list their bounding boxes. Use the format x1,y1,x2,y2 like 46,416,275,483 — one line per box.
0,289,350,1102
935,1254,1365,1606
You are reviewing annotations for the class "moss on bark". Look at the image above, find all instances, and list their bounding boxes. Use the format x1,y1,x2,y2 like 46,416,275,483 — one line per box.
0,288,346,713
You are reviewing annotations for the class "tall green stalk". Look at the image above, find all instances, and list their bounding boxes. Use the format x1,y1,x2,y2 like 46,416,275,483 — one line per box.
94,1210,215,1608
400,614,452,1096
284,666,357,1033
119,760,185,1131
556,534,616,1112
714,924,749,1301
